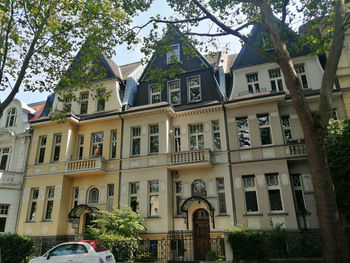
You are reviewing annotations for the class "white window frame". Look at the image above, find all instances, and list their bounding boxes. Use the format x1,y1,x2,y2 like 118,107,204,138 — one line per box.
130,182,140,213
131,127,141,156
243,175,259,213
295,64,309,89
88,187,99,204
37,136,47,164
257,114,273,146
168,80,181,105
212,120,221,151
265,173,284,212
187,76,201,102
28,188,39,221
281,115,293,143
72,187,79,208
236,117,251,149
189,124,204,150
167,44,180,64
77,135,84,160
64,97,72,112
174,127,181,152
110,130,117,159
5,108,17,127
44,187,55,220
96,88,106,111
107,184,114,211
0,148,10,171
91,132,104,157
216,178,226,214
149,124,159,154
0,204,9,233
269,68,284,92
174,181,182,216
148,181,159,216
246,73,260,94
52,134,62,162
80,92,89,114
149,84,161,104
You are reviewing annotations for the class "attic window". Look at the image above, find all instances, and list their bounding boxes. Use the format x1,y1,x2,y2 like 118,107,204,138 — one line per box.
167,44,180,64
150,84,161,104
5,108,17,127
262,33,273,51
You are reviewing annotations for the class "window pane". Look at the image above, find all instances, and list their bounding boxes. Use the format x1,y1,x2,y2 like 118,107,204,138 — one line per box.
295,189,306,211
0,218,6,232
268,189,283,211
132,138,140,155
149,181,159,192
175,182,182,193
131,183,139,194
0,155,8,170
45,200,54,220
260,127,272,145
131,196,139,213
216,178,225,190
149,195,159,216
218,192,226,214
245,191,258,212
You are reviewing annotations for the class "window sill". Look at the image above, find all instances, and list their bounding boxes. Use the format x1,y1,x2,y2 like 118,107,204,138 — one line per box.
243,213,263,217
25,220,36,223
41,220,53,222
267,212,288,216
216,214,229,217
174,215,184,218
146,216,161,219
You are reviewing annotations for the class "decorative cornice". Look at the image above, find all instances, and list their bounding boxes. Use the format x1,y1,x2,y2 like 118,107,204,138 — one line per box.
175,105,222,117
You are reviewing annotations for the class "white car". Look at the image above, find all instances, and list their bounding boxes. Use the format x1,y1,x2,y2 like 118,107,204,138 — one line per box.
29,240,115,263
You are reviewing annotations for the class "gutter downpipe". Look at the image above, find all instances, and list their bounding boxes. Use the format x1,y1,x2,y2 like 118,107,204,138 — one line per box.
118,116,124,209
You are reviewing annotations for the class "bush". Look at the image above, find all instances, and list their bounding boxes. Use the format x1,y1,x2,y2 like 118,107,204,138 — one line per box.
136,249,154,262
0,233,34,263
205,250,217,261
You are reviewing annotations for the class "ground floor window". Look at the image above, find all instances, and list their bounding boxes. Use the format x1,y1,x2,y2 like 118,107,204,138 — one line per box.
0,204,9,232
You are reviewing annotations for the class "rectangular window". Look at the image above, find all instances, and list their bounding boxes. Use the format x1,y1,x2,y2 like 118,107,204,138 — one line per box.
257,114,272,145
0,148,10,170
281,115,293,143
167,44,180,64
44,187,55,220
189,124,204,150
236,117,251,148
174,127,181,152
168,80,181,105
0,205,9,233
269,69,284,92
175,181,182,216
131,127,141,156
216,178,226,214
107,184,114,211
37,136,47,163
291,174,306,212
243,175,258,213
6,108,16,127
266,173,283,211
77,135,84,160
295,64,309,89
149,181,159,216
188,76,201,102
80,92,89,114
246,73,260,93
28,188,39,221
149,125,159,154
97,89,106,111
64,97,72,112
212,121,221,151
52,134,62,162
111,130,117,159
91,132,103,157
130,182,139,213
331,109,338,120
72,187,79,208
150,84,161,104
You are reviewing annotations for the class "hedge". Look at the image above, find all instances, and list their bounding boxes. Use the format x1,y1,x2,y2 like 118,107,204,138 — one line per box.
0,233,35,263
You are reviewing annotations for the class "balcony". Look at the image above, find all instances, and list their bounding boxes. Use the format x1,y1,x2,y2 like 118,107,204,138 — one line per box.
287,142,307,157
168,149,213,169
0,170,23,187
65,156,107,175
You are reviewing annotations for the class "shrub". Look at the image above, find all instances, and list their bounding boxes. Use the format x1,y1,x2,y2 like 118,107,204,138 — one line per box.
205,250,217,261
136,249,154,262
0,233,34,263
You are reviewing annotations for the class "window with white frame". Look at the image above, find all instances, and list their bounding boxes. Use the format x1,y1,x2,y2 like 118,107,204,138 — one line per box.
188,76,201,102
257,114,272,145
189,124,204,150
167,44,180,64
91,132,103,157
0,204,9,232
281,115,293,143
130,182,140,213
174,127,181,152
5,108,17,127
107,184,114,211
88,187,99,204
269,69,284,92
265,173,283,211
80,92,89,114
64,97,72,112
111,130,117,159
150,84,161,104
216,178,226,214
243,175,259,213
72,187,79,208
168,80,181,105
149,125,159,154
295,64,309,89
291,174,306,213
175,181,182,216
131,127,141,156
77,135,84,160
37,136,47,163
97,88,106,111
0,148,10,170
212,120,221,151
44,187,55,220
246,73,260,93
236,117,251,148
52,134,62,162
28,188,39,221
149,181,159,216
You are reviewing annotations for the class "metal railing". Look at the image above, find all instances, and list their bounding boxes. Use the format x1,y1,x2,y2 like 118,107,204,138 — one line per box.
168,149,213,165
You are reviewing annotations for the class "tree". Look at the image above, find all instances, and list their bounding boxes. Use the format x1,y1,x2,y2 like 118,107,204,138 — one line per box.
0,0,150,117
134,0,349,262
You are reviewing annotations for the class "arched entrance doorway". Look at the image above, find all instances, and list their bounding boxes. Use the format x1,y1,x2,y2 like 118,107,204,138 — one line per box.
68,204,98,235
193,209,210,260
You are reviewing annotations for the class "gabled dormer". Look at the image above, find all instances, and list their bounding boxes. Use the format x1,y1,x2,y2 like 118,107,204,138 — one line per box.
133,28,223,108
230,25,324,99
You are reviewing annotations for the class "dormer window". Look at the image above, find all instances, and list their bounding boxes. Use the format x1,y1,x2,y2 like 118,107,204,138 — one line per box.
167,44,180,64
96,89,106,111
150,84,161,104
80,92,89,114
295,64,309,89
188,76,201,102
262,33,274,51
5,108,16,127
246,73,260,94
269,69,284,92
168,80,181,105
64,97,72,112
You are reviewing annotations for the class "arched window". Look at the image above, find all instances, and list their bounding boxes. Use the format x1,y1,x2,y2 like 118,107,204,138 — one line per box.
88,187,99,204
5,108,17,127
192,180,207,197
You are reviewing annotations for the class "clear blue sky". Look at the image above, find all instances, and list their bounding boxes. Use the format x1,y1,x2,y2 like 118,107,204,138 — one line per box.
11,0,241,105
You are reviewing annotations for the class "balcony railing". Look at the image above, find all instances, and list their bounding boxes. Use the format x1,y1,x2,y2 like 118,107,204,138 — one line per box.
287,142,306,156
168,149,213,166
66,156,106,173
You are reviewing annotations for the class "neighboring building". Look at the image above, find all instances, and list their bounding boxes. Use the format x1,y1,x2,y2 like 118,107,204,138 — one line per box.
16,53,126,238
0,99,43,233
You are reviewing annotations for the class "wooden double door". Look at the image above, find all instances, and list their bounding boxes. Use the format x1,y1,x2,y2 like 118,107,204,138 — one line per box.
193,209,210,260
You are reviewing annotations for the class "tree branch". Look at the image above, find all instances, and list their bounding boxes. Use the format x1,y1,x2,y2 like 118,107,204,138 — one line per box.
281,0,290,31
182,31,230,37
